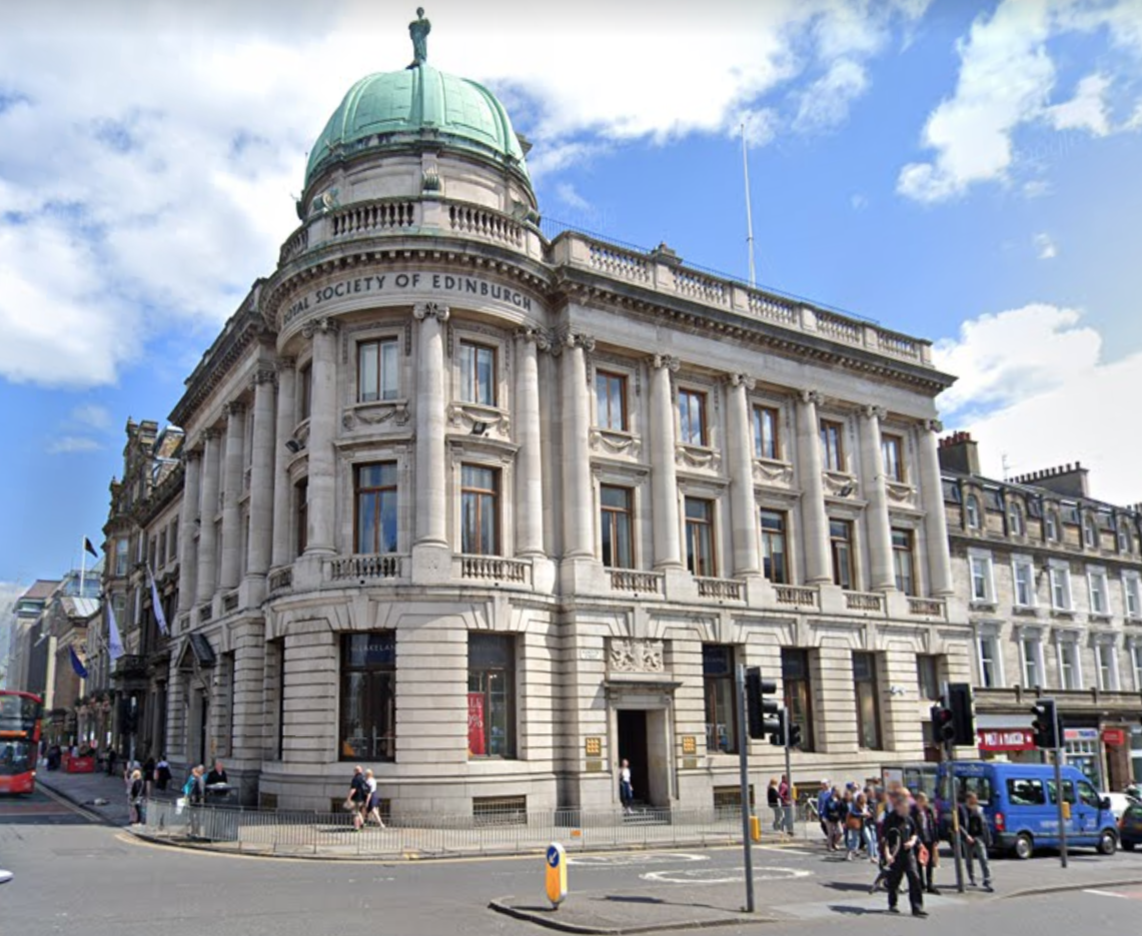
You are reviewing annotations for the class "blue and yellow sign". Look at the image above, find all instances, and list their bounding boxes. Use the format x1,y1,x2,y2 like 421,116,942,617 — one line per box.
545,842,567,908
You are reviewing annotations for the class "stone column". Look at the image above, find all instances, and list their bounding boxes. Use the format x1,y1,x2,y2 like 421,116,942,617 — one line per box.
860,405,895,591
303,318,339,555
796,390,832,584
514,329,547,557
195,428,222,605
246,368,277,578
270,358,296,569
918,418,954,596
219,401,247,591
562,333,595,559
725,373,761,577
412,302,450,550
177,448,202,615
649,355,682,569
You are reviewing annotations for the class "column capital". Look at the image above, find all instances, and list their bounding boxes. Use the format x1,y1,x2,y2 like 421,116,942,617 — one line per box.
863,404,888,421
251,367,277,389
514,327,553,351
725,373,756,391
183,446,203,463
201,426,222,442
225,400,247,418
650,354,681,373
561,330,595,353
275,356,296,373
923,418,944,433
799,388,822,406
302,317,340,339
413,301,450,323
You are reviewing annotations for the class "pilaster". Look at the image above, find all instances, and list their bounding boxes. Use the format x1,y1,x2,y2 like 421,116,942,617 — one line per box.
797,390,831,584
303,318,339,556
649,355,682,569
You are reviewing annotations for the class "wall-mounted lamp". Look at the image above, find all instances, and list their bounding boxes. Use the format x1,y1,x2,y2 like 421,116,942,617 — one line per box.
470,422,489,436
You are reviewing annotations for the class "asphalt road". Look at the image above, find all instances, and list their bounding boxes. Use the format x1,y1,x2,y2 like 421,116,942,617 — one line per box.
3,789,1142,936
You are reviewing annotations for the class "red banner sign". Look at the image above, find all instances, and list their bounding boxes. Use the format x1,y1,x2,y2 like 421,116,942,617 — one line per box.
1102,727,1127,748
977,728,1036,752
467,692,486,757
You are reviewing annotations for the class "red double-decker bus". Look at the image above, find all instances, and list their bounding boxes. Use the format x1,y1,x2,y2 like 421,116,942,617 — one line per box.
0,690,43,794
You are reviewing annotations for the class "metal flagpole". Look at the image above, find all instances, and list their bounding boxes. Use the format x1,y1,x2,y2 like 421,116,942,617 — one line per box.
736,664,755,913
80,535,86,598
741,124,757,288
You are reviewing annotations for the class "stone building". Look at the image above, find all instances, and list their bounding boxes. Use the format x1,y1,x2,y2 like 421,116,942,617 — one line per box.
940,433,1142,789
2,579,58,693
162,39,970,813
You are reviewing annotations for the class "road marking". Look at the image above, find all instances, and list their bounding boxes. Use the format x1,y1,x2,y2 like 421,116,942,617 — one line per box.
755,845,814,857
1084,889,1130,899
569,852,708,867
641,866,813,885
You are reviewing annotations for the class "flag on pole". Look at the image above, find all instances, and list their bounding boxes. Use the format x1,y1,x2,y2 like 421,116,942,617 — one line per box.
84,537,99,558
148,565,169,637
68,645,89,679
107,601,124,662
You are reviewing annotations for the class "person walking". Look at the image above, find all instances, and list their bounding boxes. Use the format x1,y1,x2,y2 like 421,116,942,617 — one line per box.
347,765,369,831
154,754,172,792
767,779,781,831
913,792,940,894
823,785,845,851
364,768,386,828
816,780,833,845
958,792,993,890
777,775,792,835
128,768,145,825
619,759,634,815
882,793,927,918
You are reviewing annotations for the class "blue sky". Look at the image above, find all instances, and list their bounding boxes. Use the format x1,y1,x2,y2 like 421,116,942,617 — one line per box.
2,0,1141,589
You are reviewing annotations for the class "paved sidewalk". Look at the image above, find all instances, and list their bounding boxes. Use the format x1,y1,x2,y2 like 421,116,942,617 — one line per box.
36,766,136,826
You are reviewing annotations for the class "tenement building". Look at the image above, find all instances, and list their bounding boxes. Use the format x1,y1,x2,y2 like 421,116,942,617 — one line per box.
940,433,1142,789
161,28,971,812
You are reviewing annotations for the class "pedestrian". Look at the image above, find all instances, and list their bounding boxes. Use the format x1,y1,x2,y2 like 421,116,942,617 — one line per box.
128,768,145,825
824,785,845,851
619,759,634,815
768,778,781,830
958,792,993,891
183,765,206,838
154,754,172,792
143,753,156,797
347,764,369,831
816,780,833,846
777,774,792,834
882,792,927,918
364,768,386,828
913,792,940,895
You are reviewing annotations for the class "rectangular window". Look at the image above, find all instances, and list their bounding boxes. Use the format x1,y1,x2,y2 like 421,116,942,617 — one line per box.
891,528,915,595
970,556,992,602
115,538,129,576
600,485,634,569
595,371,628,431
702,645,737,754
760,510,788,584
298,363,312,421
1089,570,1108,615
468,633,516,758
820,420,845,472
781,648,814,752
294,478,308,557
1126,577,1141,618
853,652,882,750
678,389,708,446
1096,644,1116,691
1007,778,1046,806
1022,637,1042,688
168,520,179,563
1050,566,1072,610
461,465,499,556
339,632,396,762
916,655,941,701
685,497,716,576
1132,645,1142,692
1013,559,1035,607
1059,642,1080,690
357,338,400,403
460,342,497,406
355,463,398,554
979,637,1000,688
829,519,854,590
753,406,779,460
881,435,904,482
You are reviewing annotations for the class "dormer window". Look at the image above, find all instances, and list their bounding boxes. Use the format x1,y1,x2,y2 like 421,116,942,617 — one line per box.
965,494,981,530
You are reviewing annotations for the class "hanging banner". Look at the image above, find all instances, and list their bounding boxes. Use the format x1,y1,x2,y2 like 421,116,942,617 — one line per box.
468,692,486,756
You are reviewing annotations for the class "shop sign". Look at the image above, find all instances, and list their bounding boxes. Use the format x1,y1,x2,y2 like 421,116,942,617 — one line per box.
1101,727,1127,747
1063,728,1100,743
977,728,1036,752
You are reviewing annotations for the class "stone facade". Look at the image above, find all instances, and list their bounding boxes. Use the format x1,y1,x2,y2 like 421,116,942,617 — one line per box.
940,433,1142,789
157,58,973,815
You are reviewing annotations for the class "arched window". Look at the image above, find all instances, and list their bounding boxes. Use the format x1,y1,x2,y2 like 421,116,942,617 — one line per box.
1045,508,1060,542
1118,523,1133,555
965,494,982,530
1083,515,1099,550
1008,501,1025,537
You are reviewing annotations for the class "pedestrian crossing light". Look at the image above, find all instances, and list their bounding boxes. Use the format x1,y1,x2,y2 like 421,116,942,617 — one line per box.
1031,698,1059,750
745,667,780,740
787,722,803,749
930,702,955,744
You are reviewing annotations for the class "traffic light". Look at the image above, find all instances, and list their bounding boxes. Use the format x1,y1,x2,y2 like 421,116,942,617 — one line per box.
1031,698,1059,749
948,683,976,746
787,722,803,749
769,719,786,747
746,667,780,739
930,702,955,744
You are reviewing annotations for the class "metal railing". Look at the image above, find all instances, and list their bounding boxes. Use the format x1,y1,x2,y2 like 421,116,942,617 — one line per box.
141,800,812,858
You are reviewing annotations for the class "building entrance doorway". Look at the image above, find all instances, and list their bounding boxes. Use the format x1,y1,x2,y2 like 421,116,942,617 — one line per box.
197,690,209,767
618,710,650,805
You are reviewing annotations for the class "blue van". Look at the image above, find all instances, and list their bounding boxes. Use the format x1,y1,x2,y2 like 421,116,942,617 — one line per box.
935,760,1119,859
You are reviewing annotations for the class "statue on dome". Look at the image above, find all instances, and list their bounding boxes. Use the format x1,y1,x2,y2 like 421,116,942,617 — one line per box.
408,7,431,68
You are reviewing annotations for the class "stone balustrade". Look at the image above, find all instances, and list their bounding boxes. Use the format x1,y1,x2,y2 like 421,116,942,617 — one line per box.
907,596,947,619
774,584,819,608
608,569,665,595
694,576,744,601
268,567,293,593
844,590,885,613
328,554,403,581
448,202,523,247
456,554,531,586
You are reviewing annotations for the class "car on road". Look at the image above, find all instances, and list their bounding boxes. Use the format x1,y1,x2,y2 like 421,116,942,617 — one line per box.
1100,792,1141,822
1120,802,1142,851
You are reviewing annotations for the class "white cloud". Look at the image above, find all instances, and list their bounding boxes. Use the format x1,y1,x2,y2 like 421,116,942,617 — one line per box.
47,436,103,455
794,59,870,133
851,193,870,210
1034,232,1058,259
898,0,1142,203
69,403,113,431
554,183,592,214
935,304,1141,505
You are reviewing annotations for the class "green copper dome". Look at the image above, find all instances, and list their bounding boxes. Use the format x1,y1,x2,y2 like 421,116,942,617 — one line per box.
304,65,529,191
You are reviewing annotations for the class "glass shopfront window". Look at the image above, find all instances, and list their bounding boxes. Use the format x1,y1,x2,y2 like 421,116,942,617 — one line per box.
339,632,396,762
702,645,737,754
468,633,516,758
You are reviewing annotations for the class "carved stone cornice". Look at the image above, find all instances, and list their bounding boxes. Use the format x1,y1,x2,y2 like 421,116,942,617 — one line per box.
725,373,756,391
302,317,340,339
651,354,681,373
413,301,451,323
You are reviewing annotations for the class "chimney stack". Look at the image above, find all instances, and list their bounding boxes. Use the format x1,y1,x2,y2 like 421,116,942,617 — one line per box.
937,430,980,476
